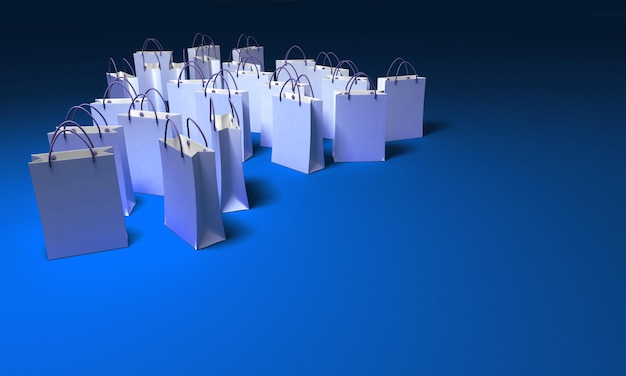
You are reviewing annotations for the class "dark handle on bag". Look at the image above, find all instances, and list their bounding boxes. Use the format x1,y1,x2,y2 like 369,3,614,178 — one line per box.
64,105,105,139
345,72,377,99
176,61,207,87
385,57,405,78
186,118,208,147
237,56,261,78
53,120,96,148
283,45,307,64
123,57,136,76
127,94,158,124
331,59,359,82
279,78,302,106
295,73,314,98
141,88,169,112
163,118,184,159
102,78,138,108
107,58,119,74
393,60,419,84
192,32,215,48
48,129,97,167
313,51,331,72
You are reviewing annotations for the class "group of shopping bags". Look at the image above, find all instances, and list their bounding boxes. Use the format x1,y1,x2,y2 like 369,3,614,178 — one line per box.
28,33,426,259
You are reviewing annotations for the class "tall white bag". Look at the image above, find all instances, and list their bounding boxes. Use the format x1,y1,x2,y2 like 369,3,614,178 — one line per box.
132,38,173,104
187,33,221,79
377,57,427,140
275,45,315,76
231,34,265,71
50,106,135,217
333,73,388,162
197,73,252,161
320,59,369,139
271,79,324,174
91,80,137,126
230,62,274,133
201,97,249,213
106,58,139,99
258,64,312,148
29,128,128,260
116,91,182,196
159,118,226,249
167,62,209,133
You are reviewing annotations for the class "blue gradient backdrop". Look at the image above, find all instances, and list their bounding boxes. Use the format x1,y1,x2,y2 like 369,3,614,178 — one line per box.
1,1,625,375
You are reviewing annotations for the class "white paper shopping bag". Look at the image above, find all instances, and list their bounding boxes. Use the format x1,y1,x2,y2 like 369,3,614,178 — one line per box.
377,58,427,140
231,34,264,71
51,107,135,216
29,128,128,259
116,93,182,196
275,45,315,76
203,98,249,213
271,80,324,174
187,33,221,79
320,59,368,139
230,64,274,133
132,38,174,101
333,73,388,162
159,118,225,249
106,58,139,99
167,62,209,133
258,65,312,148
197,75,252,161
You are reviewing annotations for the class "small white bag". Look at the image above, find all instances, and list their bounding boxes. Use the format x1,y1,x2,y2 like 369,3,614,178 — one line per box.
230,63,274,133
116,91,182,196
159,117,226,249
333,73,388,162
52,105,135,216
320,59,369,139
29,128,128,259
187,33,222,79
377,57,427,140
132,38,174,102
305,51,349,108
271,79,324,174
231,33,265,71
167,62,209,133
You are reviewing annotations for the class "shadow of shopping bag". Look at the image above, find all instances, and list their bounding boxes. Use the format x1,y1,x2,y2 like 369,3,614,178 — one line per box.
159,117,225,249
29,128,128,259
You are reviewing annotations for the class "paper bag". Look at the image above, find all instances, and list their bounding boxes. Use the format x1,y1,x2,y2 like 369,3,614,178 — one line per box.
29,128,128,259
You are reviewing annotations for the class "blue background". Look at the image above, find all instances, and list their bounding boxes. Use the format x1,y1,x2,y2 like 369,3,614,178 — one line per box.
1,1,625,374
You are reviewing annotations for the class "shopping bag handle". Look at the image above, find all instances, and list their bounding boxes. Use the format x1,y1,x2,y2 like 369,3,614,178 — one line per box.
107,58,119,74
312,51,337,72
269,62,299,88
295,73,314,98
235,33,259,49
186,118,209,147
331,59,359,82
283,45,308,65
393,60,419,84
101,78,139,108
208,97,241,131
52,120,96,148
142,88,169,112
385,57,406,77
127,94,158,124
123,57,136,76
236,56,263,78
64,105,106,139
279,78,303,106
141,37,164,54
191,32,215,48
345,72,377,99
176,61,207,87
163,118,185,158
204,70,239,97
48,129,97,167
